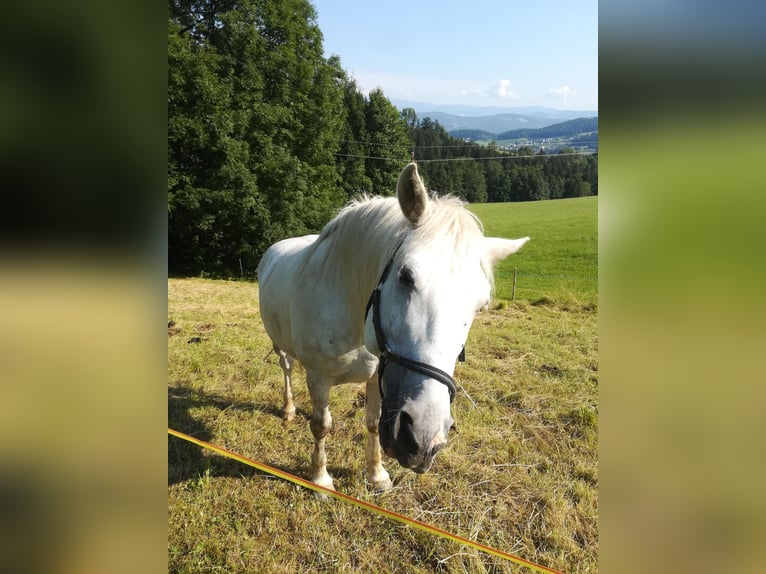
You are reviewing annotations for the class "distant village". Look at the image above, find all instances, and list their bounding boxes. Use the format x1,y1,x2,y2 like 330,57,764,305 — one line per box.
461,136,598,154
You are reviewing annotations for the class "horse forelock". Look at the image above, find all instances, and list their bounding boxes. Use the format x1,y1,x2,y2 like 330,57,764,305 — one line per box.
405,195,495,287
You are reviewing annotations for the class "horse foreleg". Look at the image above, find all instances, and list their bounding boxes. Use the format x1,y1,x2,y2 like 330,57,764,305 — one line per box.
365,378,392,491
307,376,335,491
276,348,296,422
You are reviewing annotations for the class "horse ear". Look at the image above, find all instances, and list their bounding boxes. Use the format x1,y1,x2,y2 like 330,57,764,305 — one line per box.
484,236,530,265
397,162,429,224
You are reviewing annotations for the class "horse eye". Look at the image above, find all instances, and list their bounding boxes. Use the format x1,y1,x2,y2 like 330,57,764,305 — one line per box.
399,266,416,289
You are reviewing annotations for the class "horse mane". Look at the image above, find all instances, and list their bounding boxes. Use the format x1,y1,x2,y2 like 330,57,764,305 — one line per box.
301,196,406,287
301,194,494,298
405,195,491,280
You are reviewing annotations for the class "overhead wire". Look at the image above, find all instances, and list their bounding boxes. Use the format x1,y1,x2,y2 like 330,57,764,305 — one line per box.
334,151,596,162
338,140,598,149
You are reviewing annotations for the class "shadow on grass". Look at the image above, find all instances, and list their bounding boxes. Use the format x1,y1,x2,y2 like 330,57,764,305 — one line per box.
168,385,313,486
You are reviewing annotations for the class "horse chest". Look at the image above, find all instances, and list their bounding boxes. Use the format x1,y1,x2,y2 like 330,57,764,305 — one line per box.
291,307,377,382
298,317,347,353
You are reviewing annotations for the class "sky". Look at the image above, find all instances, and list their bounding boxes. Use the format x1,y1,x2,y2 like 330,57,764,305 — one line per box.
311,0,598,111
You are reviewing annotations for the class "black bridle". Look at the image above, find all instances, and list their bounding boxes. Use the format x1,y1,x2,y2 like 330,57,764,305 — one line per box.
365,250,464,403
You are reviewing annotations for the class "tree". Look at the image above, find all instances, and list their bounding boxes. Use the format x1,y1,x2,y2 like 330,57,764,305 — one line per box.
364,88,410,195
168,15,268,273
458,162,488,203
484,160,510,202
335,73,372,197
168,0,346,275
528,168,550,201
400,107,418,132
408,115,597,204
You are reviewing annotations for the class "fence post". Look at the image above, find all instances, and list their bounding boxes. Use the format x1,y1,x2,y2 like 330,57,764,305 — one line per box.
239,258,244,277
512,268,517,300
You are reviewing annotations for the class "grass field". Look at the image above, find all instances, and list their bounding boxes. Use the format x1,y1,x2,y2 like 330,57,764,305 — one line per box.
469,197,597,304
168,197,598,573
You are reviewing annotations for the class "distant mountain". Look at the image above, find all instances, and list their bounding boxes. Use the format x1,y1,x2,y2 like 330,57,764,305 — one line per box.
391,99,597,120
494,106,598,121
496,117,598,140
416,111,554,134
390,99,598,136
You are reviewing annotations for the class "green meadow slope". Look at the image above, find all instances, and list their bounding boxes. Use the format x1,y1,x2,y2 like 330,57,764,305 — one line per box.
168,196,599,573
469,196,597,303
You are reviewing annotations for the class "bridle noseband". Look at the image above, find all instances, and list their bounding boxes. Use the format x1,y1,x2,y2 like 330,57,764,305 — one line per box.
365,249,464,403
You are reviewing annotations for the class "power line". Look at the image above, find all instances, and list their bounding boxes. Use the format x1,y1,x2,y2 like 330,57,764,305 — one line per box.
338,140,403,148
340,140,503,149
334,151,597,162
334,153,398,161
339,140,599,149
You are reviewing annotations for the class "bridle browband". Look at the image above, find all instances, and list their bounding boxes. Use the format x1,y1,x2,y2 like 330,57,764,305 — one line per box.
364,245,464,403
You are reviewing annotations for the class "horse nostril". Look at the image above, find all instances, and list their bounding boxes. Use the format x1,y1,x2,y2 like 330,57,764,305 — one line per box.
398,411,418,453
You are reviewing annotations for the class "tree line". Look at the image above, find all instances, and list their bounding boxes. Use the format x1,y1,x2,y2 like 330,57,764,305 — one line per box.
334,108,597,204
406,114,597,203
168,0,597,276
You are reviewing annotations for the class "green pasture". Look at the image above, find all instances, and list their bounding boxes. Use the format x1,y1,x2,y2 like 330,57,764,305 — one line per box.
168,196,598,573
168,281,597,573
469,197,597,304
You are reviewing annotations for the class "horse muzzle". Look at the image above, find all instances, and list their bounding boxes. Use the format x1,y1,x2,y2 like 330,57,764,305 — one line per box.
380,409,450,474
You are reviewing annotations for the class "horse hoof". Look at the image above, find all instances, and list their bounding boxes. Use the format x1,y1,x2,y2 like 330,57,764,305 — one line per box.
370,477,393,492
313,489,332,501
282,409,296,422
367,470,393,492
311,474,335,498
312,484,335,500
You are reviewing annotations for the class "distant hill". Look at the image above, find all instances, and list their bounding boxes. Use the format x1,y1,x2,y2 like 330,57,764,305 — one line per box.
496,117,598,140
418,111,553,134
390,99,598,138
391,99,597,120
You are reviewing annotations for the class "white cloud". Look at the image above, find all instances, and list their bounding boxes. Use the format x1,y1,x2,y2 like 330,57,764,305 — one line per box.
350,71,585,107
547,85,575,101
492,79,518,99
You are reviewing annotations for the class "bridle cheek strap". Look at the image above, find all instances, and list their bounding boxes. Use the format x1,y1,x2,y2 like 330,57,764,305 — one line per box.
365,258,463,403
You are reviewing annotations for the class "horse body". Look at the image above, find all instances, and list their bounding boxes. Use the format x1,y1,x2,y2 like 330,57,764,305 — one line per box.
258,205,406,490
258,210,403,382
257,163,529,491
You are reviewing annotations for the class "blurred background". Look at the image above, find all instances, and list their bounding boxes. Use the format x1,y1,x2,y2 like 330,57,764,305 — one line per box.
0,1,166,573
599,1,766,572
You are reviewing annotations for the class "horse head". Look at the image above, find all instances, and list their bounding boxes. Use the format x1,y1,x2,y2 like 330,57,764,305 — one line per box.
365,163,529,473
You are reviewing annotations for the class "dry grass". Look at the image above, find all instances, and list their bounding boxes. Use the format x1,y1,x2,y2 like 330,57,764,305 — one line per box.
168,278,597,573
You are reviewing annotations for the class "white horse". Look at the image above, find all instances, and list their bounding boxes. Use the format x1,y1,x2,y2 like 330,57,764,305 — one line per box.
257,163,529,491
